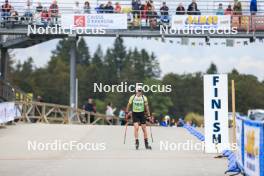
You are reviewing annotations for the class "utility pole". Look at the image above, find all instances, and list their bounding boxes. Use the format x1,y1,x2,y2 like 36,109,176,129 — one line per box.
69,37,77,118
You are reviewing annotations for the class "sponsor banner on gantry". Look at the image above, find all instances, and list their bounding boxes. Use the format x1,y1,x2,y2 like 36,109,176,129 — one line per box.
61,14,128,29
171,15,231,30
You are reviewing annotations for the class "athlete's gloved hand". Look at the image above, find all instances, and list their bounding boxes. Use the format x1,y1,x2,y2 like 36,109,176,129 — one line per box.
146,116,152,122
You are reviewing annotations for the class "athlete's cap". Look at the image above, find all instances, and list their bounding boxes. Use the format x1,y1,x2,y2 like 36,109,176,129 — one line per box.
136,85,143,92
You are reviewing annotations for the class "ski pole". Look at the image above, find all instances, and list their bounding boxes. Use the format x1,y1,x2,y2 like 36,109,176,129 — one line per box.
123,121,129,144
149,124,154,143
147,120,154,143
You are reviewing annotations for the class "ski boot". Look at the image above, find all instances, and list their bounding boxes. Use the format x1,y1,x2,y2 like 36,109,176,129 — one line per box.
144,138,152,150
135,139,139,150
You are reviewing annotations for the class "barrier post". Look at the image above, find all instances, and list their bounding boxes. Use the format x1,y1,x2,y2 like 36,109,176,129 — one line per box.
232,80,236,145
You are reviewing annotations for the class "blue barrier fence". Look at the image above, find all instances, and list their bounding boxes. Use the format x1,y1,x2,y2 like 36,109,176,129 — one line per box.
236,116,264,176
183,117,264,176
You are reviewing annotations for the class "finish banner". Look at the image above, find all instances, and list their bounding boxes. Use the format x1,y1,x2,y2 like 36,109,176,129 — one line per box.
61,14,128,29
203,74,229,153
171,15,231,30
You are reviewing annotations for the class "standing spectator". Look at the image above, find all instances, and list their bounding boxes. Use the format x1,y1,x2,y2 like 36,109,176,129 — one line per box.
106,102,116,125
160,2,169,23
187,0,200,15
224,4,233,15
250,0,257,15
132,0,141,18
115,2,122,13
73,1,82,14
176,3,185,15
49,0,59,24
118,108,126,125
36,2,43,13
1,0,12,21
160,2,169,16
83,1,91,14
105,1,114,13
233,0,242,15
84,98,96,123
216,3,224,15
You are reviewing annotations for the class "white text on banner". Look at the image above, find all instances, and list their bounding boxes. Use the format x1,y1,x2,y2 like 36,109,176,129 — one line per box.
61,14,127,29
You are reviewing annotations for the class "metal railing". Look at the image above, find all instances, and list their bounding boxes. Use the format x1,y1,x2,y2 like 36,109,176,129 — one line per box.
1,0,264,14
1,12,264,32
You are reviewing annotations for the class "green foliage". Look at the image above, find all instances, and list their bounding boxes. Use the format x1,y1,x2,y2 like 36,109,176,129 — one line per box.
185,112,204,127
206,63,218,74
9,37,264,118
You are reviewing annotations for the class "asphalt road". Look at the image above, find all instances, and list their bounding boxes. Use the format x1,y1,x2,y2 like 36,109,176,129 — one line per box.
0,124,227,176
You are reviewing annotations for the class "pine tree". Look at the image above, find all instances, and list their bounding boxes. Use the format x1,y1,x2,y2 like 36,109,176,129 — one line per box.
206,63,218,74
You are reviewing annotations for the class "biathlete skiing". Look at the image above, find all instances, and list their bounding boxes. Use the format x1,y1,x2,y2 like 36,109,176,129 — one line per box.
125,85,152,150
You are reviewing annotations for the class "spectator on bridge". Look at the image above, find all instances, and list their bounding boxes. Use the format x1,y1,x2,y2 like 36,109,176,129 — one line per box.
250,0,257,15
83,1,91,14
10,7,18,21
187,0,200,15
73,1,82,14
23,0,33,22
233,0,242,15
41,7,50,26
96,4,105,13
132,0,141,18
105,1,114,13
224,4,233,15
160,2,169,23
160,2,169,16
147,6,157,28
216,3,224,15
144,1,154,24
49,0,59,24
1,0,12,21
115,2,122,13
176,3,185,15
140,1,148,21
36,2,43,13
34,2,43,24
